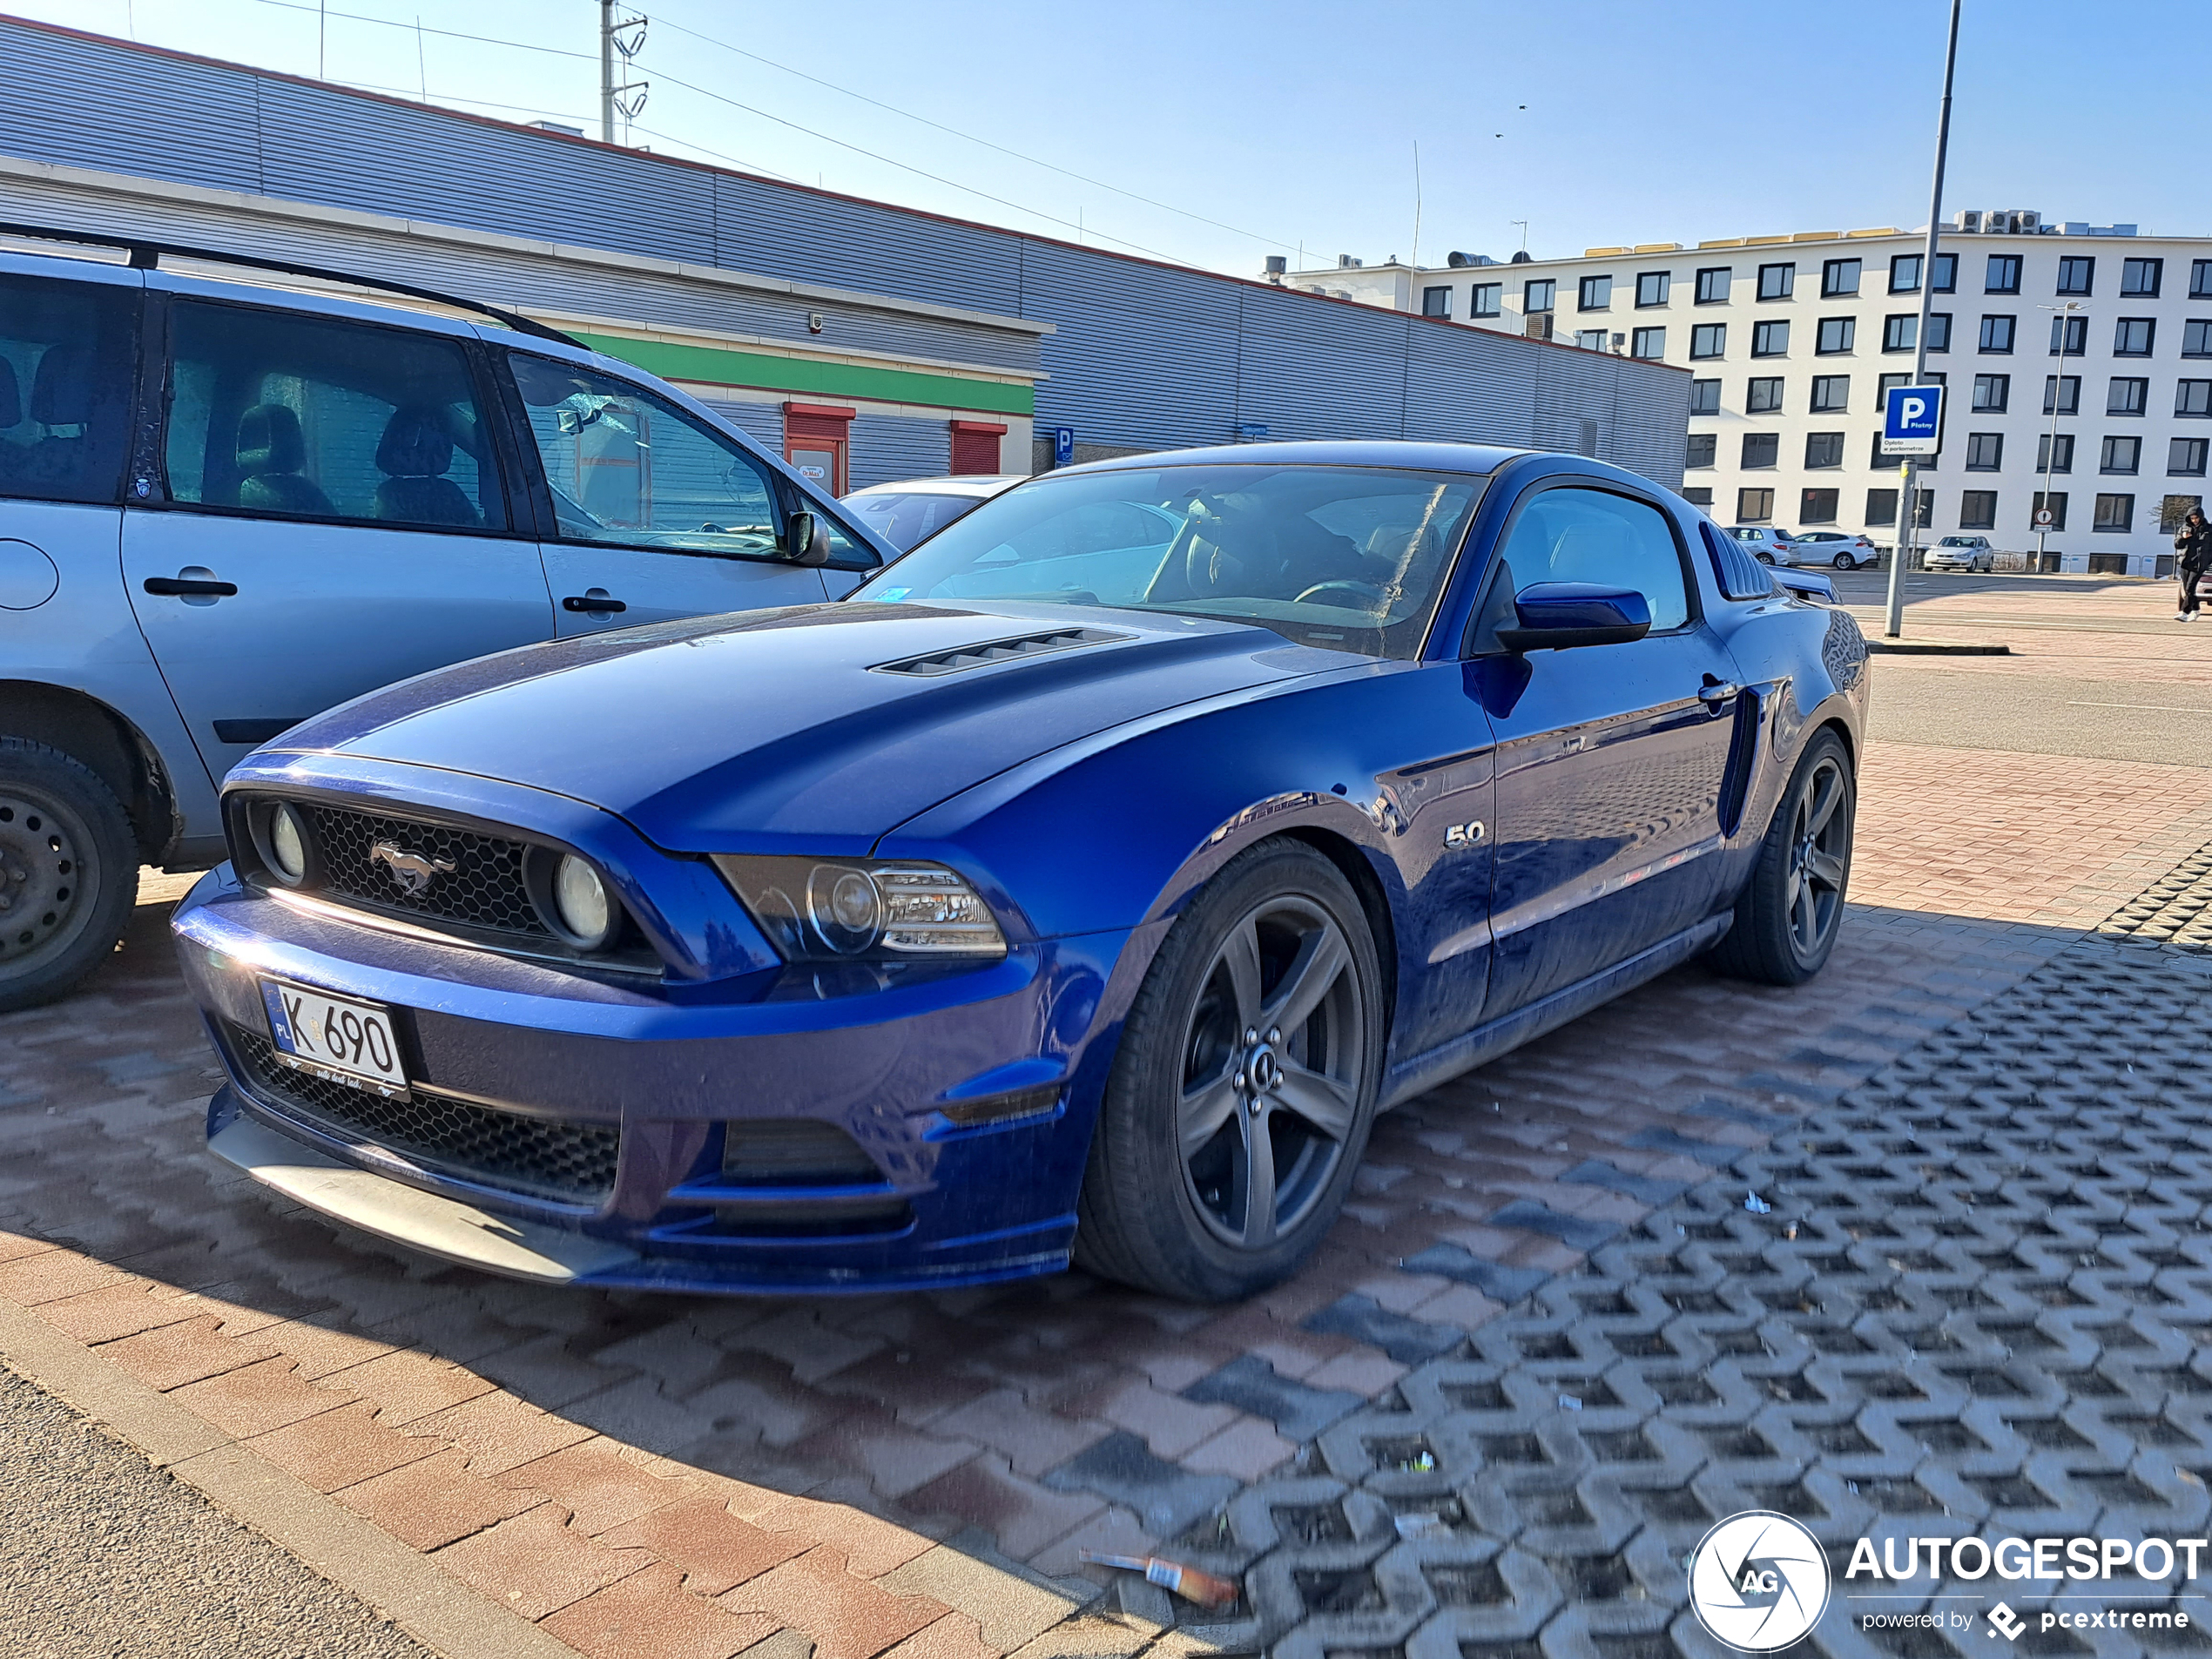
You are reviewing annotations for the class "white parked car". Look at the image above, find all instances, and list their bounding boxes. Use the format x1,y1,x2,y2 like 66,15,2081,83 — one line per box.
1728,526,1803,566
1787,530,1880,571
843,474,1025,552
1925,535,1996,572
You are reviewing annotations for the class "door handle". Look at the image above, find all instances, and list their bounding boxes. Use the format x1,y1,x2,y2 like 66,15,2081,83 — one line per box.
144,576,238,597
1698,679,1742,705
562,594,628,614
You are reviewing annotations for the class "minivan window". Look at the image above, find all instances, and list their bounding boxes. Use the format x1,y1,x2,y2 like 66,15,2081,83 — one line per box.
509,353,783,559
0,273,138,506
164,301,507,531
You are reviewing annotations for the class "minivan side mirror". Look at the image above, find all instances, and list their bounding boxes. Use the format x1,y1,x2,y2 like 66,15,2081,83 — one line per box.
781,509,830,567
1494,582,1652,652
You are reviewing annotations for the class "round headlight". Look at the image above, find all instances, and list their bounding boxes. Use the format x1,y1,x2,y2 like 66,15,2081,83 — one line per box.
266,803,309,886
552,854,615,948
807,864,881,954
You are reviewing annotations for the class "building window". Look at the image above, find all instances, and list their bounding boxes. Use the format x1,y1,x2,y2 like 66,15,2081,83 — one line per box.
1866,487,1899,525
2094,491,2134,531
1420,286,1452,319
2032,490,2068,530
2172,437,2209,477
1801,488,1840,523
1578,274,1613,312
1752,320,1790,357
1682,485,1714,507
2162,493,2205,532
1884,314,1918,353
1966,432,2004,470
1959,489,1998,529
1805,431,1844,469
1925,313,1952,353
1738,488,1775,522
2114,317,2155,356
1979,314,2017,354
1631,327,1666,359
1471,282,1502,318
1689,322,1726,359
2195,261,2212,300
1747,376,1784,413
1972,374,2009,412
1695,266,1731,304
1523,279,1555,313
1888,253,1956,293
2049,314,2087,356
1686,433,1717,469
1986,253,2022,294
1635,272,1669,307
1689,377,1722,415
2184,320,2212,357
1816,316,1855,354
2057,256,2095,296
2101,435,2141,474
1878,369,1945,401
2044,374,2080,415
2121,256,2163,297
1757,263,1795,301
1574,328,1608,351
2108,376,2149,415
2038,434,2074,474
2179,381,2212,417
1810,374,1850,412
1743,433,1780,469
1822,259,1861,298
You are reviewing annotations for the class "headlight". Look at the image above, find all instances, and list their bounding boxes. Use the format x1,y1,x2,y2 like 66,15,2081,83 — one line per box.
248,799,315,887
546,853,617,949
712,855,1007,962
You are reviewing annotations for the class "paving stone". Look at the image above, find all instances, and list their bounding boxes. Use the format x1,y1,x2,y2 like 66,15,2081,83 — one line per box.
167,1356,354,1439
1556,1158,1691,1207
405,1386,595,1475
875,1543,1080,1652
499,1436,700,1535
718,1546,948,1659
1180,1356,1363,1442
1618,1125,1754,1166
1395,1245,1550,1305
598,1495,812,1595
1041,1432,1239,1540
1487,1199,1622,1251
542,1561,779,1659
934,1388,1112,1479
245,1397,441,1494
1299,1294,1462,1365
906,1456,1108,1565
334,1445,542,1550
323,1344,496,1426
431,1501,652,1622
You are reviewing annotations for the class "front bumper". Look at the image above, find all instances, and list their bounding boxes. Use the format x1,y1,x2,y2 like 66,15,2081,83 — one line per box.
174,866,1141,1293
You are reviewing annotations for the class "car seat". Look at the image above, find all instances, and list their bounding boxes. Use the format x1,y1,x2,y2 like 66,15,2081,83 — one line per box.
0,358,20,489
373,406,477,528
235,403,335,516
21,345,98,489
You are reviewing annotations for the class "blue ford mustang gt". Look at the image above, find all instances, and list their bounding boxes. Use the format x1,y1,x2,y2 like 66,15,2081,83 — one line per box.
171,441,1868,1301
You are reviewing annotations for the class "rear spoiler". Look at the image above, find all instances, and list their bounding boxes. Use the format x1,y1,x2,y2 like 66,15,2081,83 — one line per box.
1771,569,1836,604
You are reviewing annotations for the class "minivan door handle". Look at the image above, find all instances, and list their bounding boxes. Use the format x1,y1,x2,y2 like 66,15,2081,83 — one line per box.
143,575,238,597
561,592,627,614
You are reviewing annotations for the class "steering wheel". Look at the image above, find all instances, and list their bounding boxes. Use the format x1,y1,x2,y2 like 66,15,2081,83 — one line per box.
1293,579,1387,609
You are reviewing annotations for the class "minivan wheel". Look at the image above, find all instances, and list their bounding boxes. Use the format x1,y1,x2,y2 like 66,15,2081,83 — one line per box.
0,738,138,1013
1711,729,1855,987
1076,839,1383,1302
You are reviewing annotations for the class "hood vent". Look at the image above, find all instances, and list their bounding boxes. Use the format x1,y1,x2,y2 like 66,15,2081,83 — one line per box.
870,626,1131,678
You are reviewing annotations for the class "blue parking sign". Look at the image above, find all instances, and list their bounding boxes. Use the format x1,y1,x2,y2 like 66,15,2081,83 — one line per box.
1883,384,1944,455
1052,426,1075,467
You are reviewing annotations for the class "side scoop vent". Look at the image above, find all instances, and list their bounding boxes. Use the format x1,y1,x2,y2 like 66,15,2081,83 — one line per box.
870,627,1130,678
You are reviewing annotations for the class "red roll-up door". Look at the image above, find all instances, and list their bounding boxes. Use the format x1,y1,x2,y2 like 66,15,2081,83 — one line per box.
950,420,1007,475
784,402,853,495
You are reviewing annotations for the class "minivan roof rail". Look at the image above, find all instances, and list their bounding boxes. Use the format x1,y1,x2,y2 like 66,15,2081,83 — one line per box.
0,220,586,348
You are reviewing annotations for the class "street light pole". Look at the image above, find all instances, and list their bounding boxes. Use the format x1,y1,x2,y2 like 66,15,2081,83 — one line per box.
2036,300,2081,569
1884,0,1964,640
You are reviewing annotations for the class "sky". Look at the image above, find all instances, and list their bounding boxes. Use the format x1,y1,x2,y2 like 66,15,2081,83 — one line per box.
10,1,2208,280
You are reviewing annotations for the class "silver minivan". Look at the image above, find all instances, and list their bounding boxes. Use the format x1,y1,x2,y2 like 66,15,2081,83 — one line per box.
0,230,893,1009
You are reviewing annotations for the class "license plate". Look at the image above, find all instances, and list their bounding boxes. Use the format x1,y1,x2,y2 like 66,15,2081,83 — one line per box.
260,979,410,1099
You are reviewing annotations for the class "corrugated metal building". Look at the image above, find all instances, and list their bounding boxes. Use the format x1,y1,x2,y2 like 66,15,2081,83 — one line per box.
0,16,1689,490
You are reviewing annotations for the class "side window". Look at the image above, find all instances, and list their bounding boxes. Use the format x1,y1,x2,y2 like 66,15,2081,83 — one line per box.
163,301,505,530
0,273,138,507
509,353,783,559
1498,488,1691,631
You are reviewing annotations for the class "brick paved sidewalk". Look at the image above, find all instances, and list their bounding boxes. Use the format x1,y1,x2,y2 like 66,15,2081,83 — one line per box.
3,738,2209,1659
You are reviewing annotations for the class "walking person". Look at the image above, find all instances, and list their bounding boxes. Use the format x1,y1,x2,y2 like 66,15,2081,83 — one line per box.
2177,507,2212,621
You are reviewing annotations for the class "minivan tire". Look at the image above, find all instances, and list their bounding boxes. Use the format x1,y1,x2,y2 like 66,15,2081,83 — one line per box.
0,738,138,1013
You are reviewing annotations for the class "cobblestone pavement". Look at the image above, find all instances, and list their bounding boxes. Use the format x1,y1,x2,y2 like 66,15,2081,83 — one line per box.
5,728,2212,1658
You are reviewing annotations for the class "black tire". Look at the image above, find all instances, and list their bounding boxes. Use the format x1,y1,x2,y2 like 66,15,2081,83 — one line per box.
1076,839,1384,1302
0,738,138,1013
1711,729,1854,987
1831,552,1856,571
1754,551,1775,565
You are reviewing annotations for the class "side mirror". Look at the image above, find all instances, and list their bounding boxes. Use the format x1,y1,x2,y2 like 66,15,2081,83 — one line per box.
782,509,830,567
1494,582,1652,652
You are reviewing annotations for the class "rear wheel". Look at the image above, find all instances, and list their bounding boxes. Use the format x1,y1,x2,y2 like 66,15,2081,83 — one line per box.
1076,840,1383,1302
0,738,138,1012
1711,729,1854,987
1754,551,1775,565
1831,552,1857,571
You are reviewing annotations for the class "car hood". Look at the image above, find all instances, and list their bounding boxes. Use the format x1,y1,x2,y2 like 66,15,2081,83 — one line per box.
267,601,1348,850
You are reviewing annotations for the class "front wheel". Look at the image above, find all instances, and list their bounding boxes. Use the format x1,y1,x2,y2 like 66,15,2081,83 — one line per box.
1076,840,1384,1302
1711,729,1855,986
0,738,138,1012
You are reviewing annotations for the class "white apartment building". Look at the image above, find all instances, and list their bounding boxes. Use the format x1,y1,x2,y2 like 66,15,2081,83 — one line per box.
1288,212,2212,576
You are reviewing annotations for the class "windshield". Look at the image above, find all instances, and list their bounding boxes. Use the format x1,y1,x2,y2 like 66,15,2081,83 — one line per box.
845,489,993,552
850,463,1486,658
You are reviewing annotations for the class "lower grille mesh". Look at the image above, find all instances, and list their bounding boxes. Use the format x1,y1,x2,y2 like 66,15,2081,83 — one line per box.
228,1026,619,1202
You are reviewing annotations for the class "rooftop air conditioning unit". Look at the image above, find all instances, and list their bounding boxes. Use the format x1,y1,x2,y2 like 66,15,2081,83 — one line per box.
1954,209,1982,232
1338,254,1361,268
1447,251,1471,267
1264,255,1287,276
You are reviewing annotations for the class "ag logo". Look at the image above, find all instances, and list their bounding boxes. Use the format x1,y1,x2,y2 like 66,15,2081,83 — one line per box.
1687,1511,1831,1651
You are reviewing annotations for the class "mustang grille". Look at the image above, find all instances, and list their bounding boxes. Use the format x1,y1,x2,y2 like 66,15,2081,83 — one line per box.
303,804,550,937
870,627,1128,678
229,1026,619,1201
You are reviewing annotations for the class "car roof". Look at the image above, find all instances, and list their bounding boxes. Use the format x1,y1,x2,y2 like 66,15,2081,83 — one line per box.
844,475,1027,500
1058,438,1526,477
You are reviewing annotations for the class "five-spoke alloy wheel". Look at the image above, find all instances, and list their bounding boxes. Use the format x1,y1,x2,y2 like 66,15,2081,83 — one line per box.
1713,728,1855,986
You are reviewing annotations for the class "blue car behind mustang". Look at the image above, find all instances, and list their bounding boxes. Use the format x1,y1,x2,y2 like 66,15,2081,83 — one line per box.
172,441,1868,1301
